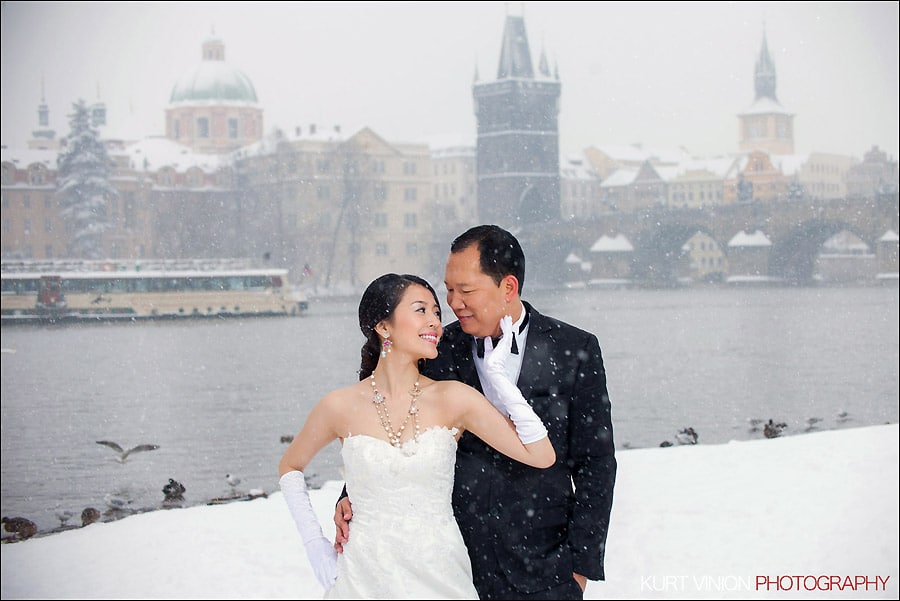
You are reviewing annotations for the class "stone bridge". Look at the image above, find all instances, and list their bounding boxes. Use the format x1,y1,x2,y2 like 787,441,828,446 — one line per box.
518,193,900,287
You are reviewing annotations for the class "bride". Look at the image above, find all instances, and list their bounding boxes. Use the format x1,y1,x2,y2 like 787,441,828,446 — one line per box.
278,273,555,599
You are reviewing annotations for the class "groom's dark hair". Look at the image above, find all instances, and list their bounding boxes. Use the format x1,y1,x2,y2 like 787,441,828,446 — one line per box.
450,225,525,294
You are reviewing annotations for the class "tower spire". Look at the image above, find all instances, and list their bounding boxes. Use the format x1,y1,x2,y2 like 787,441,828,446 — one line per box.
31,75,57,147
754,24,777,102
496,12,534,78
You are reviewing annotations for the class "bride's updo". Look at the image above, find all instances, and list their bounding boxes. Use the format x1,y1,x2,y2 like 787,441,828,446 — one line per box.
358,273,440,380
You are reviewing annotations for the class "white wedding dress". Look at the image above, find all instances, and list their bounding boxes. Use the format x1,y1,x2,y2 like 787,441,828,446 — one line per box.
325,426,478,600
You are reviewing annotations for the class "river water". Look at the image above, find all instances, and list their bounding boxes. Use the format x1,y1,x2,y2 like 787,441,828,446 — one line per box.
2,284,897,534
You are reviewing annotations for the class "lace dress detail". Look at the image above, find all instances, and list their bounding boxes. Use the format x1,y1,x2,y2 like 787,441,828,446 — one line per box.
324,426,477,600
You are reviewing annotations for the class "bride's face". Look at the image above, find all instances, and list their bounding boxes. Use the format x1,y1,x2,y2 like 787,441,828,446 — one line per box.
385,284,443,360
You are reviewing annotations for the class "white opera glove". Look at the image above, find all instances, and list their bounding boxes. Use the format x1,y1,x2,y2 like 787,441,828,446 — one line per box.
483,315,549,444
279,470,338,591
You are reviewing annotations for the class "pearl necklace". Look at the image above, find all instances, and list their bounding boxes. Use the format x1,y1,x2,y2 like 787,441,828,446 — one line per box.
369,373,421,447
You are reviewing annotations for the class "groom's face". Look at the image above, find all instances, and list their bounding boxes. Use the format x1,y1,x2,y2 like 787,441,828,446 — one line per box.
443,244,509,339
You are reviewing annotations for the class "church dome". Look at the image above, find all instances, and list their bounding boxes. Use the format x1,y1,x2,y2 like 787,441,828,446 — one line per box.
169,35,258,105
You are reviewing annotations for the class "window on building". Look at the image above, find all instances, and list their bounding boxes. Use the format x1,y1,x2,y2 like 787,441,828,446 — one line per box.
44,217,52,233
374,213,387,227
406,242,418,256
404,213,417,227
198,117,210,138
228,118,239,139
1,165,14,185
404,187,417,201
376,243,388,256
29,167,45,185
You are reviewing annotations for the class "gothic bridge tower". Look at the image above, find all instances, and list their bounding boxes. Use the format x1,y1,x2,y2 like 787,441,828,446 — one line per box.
473,11,561,227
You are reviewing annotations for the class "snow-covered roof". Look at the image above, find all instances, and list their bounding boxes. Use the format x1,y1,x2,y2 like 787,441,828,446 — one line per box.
121,136,226,172
671,157,737,179
880,229,899,242
727,230,772,247
771,153,809,177
565,252,582,263
0,147,58,170
822,230,870,253
590,234,634,252
426,132,476,153
654,165,681,182
738,96,793,116
561,152,599,180
282,124,346,143
589,144,693,164
600,168,638,187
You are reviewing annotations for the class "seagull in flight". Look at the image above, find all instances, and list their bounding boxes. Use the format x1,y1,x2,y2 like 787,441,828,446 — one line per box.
96,440,160,463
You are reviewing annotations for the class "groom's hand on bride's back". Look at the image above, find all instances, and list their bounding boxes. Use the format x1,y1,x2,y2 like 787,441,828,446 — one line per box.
333,497,353,552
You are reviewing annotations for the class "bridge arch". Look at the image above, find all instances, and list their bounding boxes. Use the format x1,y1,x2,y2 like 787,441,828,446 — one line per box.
768,219,867,285
630,222,724,287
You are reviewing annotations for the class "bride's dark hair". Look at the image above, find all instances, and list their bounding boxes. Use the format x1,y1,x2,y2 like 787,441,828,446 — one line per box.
358,273,440,380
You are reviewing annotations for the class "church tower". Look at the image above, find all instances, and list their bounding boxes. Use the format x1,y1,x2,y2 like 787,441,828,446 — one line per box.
28,77,60,150
737,28,795,155
473,11,561,226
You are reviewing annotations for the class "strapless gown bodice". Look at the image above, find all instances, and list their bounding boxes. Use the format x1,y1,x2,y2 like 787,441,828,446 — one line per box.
324,426,477,600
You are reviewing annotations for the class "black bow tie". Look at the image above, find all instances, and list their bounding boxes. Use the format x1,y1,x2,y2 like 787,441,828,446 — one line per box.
475,312,529,358
476,335,506,358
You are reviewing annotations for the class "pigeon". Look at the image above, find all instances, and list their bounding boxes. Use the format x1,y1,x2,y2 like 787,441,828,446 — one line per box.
162,478,186,502
81,507,101,527
675,427,698,445
96,440,160,463
2,516,38,540
764,419,788,439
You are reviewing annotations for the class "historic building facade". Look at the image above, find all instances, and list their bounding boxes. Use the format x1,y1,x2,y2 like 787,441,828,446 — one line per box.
472,13,561,227
2,18,896,289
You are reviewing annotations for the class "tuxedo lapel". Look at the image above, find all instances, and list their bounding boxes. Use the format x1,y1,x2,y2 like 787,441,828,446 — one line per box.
516,302,548,400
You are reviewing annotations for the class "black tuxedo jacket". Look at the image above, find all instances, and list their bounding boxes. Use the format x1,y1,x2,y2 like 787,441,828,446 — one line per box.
422,302,616,595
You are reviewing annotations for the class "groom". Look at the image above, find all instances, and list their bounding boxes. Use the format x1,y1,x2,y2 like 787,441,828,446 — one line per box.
337,224,617,599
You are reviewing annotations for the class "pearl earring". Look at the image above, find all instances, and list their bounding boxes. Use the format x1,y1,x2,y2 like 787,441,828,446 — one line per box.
381,336,392,358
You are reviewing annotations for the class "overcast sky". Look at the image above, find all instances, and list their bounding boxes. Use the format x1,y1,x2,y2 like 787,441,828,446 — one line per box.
2,1,897,161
